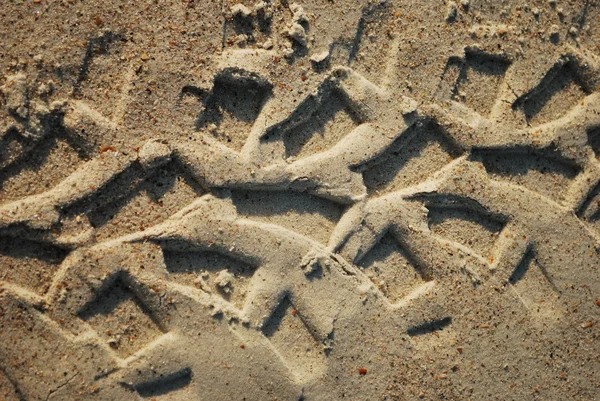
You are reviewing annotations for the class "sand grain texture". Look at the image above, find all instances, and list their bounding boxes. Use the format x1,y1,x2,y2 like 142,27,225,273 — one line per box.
0,0,599,400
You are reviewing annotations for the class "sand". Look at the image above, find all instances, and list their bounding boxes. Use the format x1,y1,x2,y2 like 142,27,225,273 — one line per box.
0,0,599,400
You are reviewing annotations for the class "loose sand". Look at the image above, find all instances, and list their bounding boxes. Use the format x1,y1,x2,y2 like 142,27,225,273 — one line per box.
0,1,599,400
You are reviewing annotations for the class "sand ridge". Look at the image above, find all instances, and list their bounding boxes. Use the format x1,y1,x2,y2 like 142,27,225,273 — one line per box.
0,1,599,400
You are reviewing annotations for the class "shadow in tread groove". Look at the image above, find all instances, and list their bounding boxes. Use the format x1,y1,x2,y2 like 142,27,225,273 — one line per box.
471,149,579,202
509,247,535,285
588,127,600,159
261,296,327,381
162,248,256,309
195,76,272,152
358,232,432,303
0,367,25,401
262,295,293,339
134,367,192,399
72,31,125,97
65,161,206,241
577,180,600,222
282,91,359,160
163,249,255,276
407,316,452,336
78,275,166,358
0,134,83,203
427,204,504,258
0,236,69,295
452,51,511,115
363,121,463,195
231,190,343,244
0,236,68,264
514,59,589,125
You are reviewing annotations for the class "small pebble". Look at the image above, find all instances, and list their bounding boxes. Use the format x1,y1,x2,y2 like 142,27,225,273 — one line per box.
261,39,273,50
310,50,330,65
231,4,252,18
288,23,307,46
549,24,560,41
290,3,308,24
234,34,248,47
37,83,51,97
446,1,458,22
282,45,295,59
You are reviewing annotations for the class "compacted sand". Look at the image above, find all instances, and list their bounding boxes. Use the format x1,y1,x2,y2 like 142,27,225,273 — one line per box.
0,1,599,400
